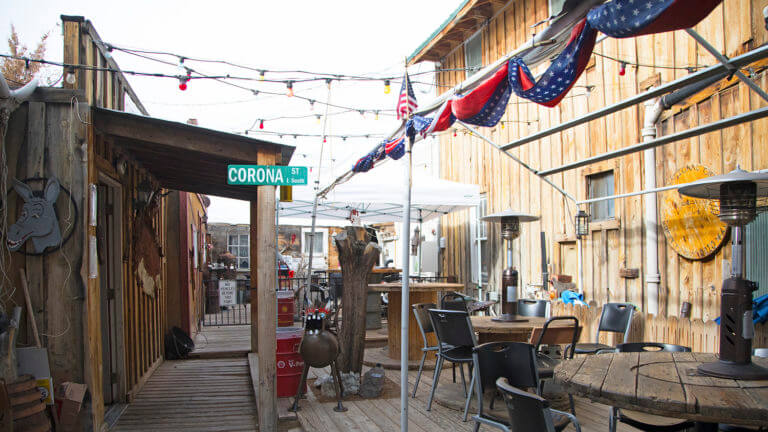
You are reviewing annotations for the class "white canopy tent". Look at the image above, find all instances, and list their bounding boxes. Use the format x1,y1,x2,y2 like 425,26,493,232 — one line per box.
279,171,482,224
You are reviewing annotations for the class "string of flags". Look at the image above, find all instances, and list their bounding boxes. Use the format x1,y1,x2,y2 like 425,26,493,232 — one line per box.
349,0,723,174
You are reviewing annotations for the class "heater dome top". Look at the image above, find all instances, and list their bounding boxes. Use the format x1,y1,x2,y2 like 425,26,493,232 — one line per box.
678,167,768,200
482,210,539,223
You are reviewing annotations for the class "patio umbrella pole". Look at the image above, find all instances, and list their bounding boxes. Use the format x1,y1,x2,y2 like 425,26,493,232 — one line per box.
400,135,414,432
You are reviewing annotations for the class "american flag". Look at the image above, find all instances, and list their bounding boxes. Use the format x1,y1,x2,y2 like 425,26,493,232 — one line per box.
396,71,418,120
509,19,597,107
587,0,722,38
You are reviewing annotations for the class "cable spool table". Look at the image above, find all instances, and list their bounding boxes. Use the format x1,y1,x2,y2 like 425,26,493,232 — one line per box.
554,352,768,429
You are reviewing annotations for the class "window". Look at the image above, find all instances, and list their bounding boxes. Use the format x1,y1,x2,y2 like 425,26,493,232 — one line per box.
192,224,199,270
470,195,489,286
302,228,327,256
587,171,615,222
549,0,566,16
228,233,250,270
464,31,482,78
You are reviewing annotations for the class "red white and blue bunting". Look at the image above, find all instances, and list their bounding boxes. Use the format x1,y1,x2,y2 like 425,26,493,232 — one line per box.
349,0,723,172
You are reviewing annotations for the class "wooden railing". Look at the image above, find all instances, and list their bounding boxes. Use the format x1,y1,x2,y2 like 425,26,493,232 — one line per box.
551,303,768,353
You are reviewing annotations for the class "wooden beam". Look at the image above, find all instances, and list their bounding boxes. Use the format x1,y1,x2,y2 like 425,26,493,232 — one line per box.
92,108,284,165
253,149,278,431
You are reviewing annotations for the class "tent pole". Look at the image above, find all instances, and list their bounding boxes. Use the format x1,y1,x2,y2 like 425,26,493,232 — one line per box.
400,136,413,432
306,194,318,310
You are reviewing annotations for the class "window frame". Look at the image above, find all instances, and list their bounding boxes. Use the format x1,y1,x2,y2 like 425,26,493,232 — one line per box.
470,194,489,286
587,170,616,222
464,30,483,78
301,227,328,257
227,231,250,271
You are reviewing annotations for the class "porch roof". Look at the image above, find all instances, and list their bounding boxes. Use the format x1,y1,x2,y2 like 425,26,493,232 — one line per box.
92,107,295,201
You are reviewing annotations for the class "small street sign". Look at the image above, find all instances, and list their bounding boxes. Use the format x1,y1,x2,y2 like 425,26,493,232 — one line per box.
228,165,308,186
219,280,237,306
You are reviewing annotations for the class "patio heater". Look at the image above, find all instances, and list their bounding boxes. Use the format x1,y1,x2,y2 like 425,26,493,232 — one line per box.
677,167,768,380
483,210,540,322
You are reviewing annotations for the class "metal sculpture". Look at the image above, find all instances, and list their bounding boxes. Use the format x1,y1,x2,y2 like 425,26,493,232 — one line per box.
290,308,347,413
7,178,62,253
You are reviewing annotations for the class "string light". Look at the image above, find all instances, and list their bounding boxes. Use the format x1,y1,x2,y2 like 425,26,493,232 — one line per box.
323,136,327,143
453,130,457,137
178,58,190,91
286,81,294,97
384,79,391,94
316,114,322,124
619,62,627,76
64,67,76,85
309,99,315,110
326,79,332,90
375,111,379,121
259,119,264,129
259,70,265,81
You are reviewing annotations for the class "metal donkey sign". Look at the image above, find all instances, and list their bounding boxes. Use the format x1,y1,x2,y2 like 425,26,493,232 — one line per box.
7,178,63,254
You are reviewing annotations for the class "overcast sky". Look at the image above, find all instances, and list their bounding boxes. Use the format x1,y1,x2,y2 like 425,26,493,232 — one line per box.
2,0,464,223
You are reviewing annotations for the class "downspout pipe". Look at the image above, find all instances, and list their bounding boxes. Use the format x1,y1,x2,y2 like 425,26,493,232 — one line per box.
643,71,728,315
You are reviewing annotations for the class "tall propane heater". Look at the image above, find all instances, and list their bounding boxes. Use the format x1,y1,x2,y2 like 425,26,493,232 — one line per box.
678,167,768,379
483,210,539,322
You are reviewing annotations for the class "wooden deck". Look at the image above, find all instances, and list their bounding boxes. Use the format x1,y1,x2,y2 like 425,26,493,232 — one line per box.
293,357,642,432
112,359,259,431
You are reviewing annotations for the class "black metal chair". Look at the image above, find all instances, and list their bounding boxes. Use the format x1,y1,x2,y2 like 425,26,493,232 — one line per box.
530,316,580,413
411,302,438,398
495,377,581,432
607,342,694,432
441,291,469,312
517,299,549,317
469,342,542,427
571,302,634,355
426,309,477,418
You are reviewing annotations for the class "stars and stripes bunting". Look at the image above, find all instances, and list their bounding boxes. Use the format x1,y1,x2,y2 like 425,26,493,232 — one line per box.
451,62,511,127
587,0,723,38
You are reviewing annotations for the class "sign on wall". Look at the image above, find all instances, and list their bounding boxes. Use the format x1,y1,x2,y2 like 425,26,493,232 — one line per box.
218,280,237,306
661,165,728,260
227,165,308,186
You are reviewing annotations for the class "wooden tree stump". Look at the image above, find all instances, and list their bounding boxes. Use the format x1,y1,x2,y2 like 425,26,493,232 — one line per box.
334,226,380,374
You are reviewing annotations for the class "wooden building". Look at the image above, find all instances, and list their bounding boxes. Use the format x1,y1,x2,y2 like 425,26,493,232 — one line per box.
165,191,210,337
408,0,768,322
1,16,293,430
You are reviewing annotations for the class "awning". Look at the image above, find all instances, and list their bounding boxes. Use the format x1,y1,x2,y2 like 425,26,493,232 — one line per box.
92,107,295,201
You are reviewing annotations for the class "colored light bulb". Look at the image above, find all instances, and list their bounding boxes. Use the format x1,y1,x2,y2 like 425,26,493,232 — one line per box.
384,80,391,94
259,120,264,129
619,62,626,76
286,81,294,97
179,81,187,91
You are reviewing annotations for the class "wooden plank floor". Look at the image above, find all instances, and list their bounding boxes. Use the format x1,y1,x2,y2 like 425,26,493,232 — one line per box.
112,359,258,432
294,358,642,432
190,325,251,358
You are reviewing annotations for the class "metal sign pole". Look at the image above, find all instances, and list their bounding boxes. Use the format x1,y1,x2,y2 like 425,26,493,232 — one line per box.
400,136,413,432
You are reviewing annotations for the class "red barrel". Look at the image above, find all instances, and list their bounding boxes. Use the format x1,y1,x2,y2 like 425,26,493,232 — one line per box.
277,290,295,327
276,327,305,397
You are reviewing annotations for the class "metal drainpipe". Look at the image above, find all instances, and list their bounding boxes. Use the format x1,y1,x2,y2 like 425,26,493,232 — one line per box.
642,97,664,315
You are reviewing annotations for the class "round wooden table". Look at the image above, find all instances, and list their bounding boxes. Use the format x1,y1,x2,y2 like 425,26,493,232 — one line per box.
554,352,768,428
368,282,464,361
470,315,577,344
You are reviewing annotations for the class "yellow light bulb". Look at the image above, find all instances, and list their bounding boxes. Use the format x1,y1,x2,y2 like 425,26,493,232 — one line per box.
500,122,505,130
384,80,391,94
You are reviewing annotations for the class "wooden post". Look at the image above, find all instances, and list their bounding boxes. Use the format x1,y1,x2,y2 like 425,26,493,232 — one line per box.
252,149,277,431
334,226,380,373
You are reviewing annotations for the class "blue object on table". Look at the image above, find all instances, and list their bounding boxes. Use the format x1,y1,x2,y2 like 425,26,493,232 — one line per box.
561,290,588,307
714,293,768,325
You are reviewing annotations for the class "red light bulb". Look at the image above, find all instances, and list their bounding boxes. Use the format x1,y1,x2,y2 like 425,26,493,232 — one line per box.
179,81,187,91
323,136,327,143
259,120,264,129
453,130,457,137
619,62,626,76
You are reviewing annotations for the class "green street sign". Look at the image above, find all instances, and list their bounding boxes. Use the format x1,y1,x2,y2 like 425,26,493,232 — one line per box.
227,165,308,186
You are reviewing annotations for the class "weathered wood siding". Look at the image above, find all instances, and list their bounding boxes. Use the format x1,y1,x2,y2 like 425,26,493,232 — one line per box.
435,0,768,320
4,95,88,390
92,133,167,402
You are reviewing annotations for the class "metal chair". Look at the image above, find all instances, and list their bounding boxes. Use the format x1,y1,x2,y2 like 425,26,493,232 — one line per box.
441,291,469,312
469,342,541,427
411,303,438,398
426,309,477,417
495,377,581,432
571,302,634,355
530,316,580,413
608,342,694,432
517,299,549,317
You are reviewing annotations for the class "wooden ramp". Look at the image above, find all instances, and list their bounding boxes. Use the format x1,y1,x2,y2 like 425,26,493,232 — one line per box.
112,359,259,432
189,325,251,359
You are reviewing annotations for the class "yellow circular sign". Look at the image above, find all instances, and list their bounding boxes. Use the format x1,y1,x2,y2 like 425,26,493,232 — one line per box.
660,165,727,260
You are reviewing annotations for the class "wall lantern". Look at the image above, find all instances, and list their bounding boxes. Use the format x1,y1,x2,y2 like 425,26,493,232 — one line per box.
134,180,154,211
575,210,590,239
